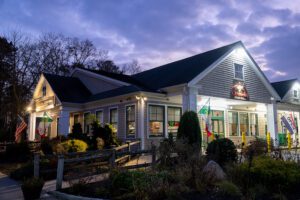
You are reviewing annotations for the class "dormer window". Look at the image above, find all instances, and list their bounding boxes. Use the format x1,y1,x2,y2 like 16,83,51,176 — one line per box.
234,63,244,80
42,85,46,97
294,90,298,98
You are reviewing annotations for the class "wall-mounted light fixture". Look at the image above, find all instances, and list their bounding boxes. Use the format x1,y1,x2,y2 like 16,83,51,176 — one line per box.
26,106,32,112
136,95,147,101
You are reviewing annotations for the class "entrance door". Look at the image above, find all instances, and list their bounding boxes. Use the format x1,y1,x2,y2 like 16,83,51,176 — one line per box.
211,110,224,138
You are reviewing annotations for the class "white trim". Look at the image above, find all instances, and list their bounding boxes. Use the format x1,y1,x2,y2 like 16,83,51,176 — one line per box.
188,43,281,101
95,109,104,124
71,67,130,86
125,104,137,139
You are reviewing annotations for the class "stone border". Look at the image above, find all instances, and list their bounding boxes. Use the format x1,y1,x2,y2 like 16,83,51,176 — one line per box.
48,191,108,200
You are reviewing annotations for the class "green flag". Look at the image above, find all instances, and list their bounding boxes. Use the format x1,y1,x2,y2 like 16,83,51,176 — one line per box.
43,112,53,123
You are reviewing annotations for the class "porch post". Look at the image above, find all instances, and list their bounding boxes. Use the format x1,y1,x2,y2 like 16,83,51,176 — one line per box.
58,110,70,136
138,98,145,150
182,86,198,113
28,112,36,141
267,99,278,147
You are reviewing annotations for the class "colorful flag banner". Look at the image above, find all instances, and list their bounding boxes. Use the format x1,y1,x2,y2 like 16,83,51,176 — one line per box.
15,115,27,142
36,112,53,138
281,115,296,135
199,98,212,137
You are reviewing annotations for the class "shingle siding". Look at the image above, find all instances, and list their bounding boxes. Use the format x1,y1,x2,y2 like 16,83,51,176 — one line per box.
197,53,272,104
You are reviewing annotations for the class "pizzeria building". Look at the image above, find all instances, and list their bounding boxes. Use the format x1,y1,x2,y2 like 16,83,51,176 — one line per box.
27,41,298,149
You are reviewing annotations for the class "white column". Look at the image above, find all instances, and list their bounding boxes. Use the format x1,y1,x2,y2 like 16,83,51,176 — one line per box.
182,86,198,113
58,110,70,136
138,99,145,150
267,100,278,147
28,112,36,141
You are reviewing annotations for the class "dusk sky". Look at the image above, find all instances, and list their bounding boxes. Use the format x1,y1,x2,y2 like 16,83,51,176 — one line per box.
1,0,300,82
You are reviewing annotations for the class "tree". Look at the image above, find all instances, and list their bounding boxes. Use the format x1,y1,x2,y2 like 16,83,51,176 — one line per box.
122,59,142,75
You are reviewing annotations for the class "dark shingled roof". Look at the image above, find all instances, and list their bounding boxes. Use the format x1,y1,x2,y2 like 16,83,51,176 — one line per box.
43,73,91,103
271,79,298,98
87,85,162,102
132,41,241,90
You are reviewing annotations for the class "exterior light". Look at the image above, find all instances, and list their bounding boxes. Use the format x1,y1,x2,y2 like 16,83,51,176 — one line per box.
135,96,141,100
26,106,32,112
293,82,300,90
142,97,147,101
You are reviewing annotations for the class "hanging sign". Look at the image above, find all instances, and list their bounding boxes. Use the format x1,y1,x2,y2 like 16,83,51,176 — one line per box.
231,80,249,100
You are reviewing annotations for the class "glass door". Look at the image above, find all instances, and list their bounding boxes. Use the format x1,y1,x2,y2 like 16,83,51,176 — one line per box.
212,110,224,138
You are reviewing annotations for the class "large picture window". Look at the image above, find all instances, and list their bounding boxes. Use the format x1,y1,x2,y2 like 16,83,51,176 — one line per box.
167,107,181,137
126,105,136,138
96,110,103,124
234,63,244,80
240,112,249,136
83,112,91,134
110,108,118,133
228,111,238,136
149,105,165,137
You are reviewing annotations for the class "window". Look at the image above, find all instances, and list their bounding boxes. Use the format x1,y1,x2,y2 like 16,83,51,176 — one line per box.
96,110,103,124
83,112,91,134
167,107,181,137
149,105,165,137
126,105,136,138
234,63,244,80
250,113,258,136
228,111,238,136
42,85,46,96
211,110,224,137
74,114,79,124
239,112,249,136
110,108,118,133
294,90,298,98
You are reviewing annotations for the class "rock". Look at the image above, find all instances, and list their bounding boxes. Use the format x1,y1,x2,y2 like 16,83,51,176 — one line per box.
202,160,226,183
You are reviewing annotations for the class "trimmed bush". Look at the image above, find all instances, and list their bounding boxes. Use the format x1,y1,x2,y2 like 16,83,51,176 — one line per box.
41,138,53,155
206,138,237,166
56,139,88,153
22,177,44,200
214,181,242,199
177,111,201,145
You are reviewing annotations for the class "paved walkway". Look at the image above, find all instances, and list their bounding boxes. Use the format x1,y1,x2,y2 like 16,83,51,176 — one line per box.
0,172,58,200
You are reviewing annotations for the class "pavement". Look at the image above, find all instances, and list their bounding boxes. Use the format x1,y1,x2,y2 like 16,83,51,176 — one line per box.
0,172,58,200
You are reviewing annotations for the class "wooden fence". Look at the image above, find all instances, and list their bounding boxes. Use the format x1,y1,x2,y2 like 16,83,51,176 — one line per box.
33,140,158,190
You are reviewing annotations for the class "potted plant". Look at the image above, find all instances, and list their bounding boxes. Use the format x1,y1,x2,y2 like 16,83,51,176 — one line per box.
21,177,44,200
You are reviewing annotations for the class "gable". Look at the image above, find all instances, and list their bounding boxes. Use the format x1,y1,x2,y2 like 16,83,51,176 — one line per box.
72,69,128,94
33,75,56,100
192,47,277,103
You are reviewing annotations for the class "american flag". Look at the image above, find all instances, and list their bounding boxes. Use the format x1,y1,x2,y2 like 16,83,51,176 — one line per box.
15,115,27,142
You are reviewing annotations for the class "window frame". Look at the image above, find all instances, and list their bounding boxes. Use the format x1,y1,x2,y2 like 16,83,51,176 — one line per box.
109,107,118,134
95,109,104,124
125,104,137,139
148,104,166,138
294,90,298,98
73,113,80,125
228,111,239,136
234,63,244,80
167,106,182,135
83,112,91,134
42,85,47,97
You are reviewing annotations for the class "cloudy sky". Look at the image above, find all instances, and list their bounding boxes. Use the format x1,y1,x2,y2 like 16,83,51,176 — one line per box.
1,0,300,81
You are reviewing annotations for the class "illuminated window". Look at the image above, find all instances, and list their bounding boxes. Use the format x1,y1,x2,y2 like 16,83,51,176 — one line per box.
167,107,181,137
234,63,244,80
126,105,136,138
250,113,258,136
96,110,103,124
110,108,118,133
149,105,165,137
240,112,249,136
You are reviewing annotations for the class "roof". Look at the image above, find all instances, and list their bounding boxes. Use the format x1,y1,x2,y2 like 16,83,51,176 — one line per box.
132,41,241,90
43,73,91,103
87,85,162,102
271,79,298,98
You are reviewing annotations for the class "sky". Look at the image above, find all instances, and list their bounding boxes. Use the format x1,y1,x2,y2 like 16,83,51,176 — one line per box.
1,0,300,82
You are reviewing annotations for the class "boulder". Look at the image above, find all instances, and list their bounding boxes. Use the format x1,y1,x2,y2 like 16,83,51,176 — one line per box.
202,160,226,183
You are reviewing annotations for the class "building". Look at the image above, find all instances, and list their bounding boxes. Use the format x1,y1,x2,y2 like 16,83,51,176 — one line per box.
27,41,300,149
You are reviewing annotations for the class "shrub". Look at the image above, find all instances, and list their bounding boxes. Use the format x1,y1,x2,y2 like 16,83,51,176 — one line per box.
10,163,33,180
90,122,119,149
177,111,201,145
41,138,53,155
244,137,269,159
72,123,83,134
5,142,31,162
206,138,237,166
56,139,88,153
21,177,44,200
214,181,242,199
